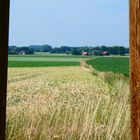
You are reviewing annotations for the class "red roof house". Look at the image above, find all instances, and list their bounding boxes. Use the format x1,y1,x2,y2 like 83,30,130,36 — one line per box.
102,51,109,55
82,52,88,56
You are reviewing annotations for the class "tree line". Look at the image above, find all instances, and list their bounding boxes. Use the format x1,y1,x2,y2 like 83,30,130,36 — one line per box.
9,45,129,56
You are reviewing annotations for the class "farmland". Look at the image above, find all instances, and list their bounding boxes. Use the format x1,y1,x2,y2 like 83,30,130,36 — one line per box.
87,57,129,76
7,67,130,140
8,55,129,76
6,55,130,139
8,55,92,67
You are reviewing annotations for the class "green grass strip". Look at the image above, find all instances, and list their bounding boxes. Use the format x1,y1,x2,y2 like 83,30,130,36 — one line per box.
8,61,80,67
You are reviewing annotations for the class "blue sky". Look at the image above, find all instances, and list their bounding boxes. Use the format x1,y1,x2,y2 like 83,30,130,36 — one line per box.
9,0,129,47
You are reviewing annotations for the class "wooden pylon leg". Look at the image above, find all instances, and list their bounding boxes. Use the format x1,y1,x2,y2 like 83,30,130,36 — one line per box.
130,0,140,139
0,0,10,140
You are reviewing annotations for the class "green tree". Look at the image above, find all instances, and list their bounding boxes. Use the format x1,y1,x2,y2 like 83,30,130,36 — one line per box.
118,46,126,55
72,49,80,55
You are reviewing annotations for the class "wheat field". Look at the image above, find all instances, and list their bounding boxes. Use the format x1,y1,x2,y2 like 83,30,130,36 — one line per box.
6,66,130,140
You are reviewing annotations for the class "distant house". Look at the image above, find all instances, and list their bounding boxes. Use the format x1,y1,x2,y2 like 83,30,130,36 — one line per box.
91,50,101,56
19,51,26,55
101,51,109,56
82,52,88,56
89,51,96,56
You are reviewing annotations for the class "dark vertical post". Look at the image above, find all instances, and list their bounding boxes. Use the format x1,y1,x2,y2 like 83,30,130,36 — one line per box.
130,0,140,139
0,0,10,139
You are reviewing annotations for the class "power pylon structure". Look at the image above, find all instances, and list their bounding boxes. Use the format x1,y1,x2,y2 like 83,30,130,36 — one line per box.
0,0,10,140
130,0,140,139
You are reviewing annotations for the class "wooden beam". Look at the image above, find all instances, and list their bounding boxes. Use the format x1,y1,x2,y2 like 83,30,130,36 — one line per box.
0,0,10,139
130,0,140,139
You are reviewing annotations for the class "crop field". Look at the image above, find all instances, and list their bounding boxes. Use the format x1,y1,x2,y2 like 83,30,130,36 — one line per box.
8,61,80,67
7,66,130,140
8,55,92,67
86,57,129,76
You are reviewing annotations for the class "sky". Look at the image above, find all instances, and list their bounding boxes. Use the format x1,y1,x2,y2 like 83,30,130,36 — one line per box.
9,0,129,47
